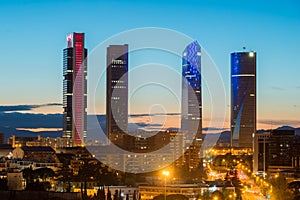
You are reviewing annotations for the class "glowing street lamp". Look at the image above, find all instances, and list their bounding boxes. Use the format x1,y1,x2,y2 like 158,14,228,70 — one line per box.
162,170,170,200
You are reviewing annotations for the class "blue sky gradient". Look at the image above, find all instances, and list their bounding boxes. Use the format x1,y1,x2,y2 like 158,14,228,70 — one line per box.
0,0,300,128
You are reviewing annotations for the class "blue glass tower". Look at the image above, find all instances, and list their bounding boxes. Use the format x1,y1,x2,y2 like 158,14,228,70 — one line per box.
181,41,202,170
231,51,256,148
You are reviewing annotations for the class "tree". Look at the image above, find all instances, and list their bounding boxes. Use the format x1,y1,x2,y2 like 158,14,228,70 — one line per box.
56,165,74,192
35,168,55,182
113,189,119,200
270,176,294,200
0,178,8,190
107,187,112,200
119,189,122,200
133,190,137,200
100,187,106,200
95,163,120,186
77,158,99,198
211,190,225,200
22,166,35,185
26,179,47,191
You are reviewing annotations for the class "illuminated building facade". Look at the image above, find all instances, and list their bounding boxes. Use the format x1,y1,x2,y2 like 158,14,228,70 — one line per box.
231,51,256,148
106,44,128,141
253,129,300,176
181,41,202,169
63,32,87,147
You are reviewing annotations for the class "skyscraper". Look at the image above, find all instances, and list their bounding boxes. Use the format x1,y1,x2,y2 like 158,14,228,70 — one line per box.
106,44,128,142
181,41,202,170
62,32,87,147
231,51,256,148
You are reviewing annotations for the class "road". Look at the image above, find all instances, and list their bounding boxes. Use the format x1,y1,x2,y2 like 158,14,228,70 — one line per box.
239,170,268,200
242,189,267,200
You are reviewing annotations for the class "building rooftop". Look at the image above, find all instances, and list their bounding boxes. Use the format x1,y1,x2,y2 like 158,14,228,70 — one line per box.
21,146,55,152
0,144,13,150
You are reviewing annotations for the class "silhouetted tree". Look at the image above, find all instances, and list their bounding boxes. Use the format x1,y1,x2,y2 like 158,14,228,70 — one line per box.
0,178,8,190
101,187,106,200
56,165,73,192
133,190,137,200
107,187,112,200
113,189,119,200
35,168,55,182
22,166,35,184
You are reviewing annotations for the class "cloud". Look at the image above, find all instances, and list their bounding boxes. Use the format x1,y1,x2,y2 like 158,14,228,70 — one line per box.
202,127,227,131
129,113,180,117
0,103,62,113
258,119,300,127
129,122,163,127
271,86,286,91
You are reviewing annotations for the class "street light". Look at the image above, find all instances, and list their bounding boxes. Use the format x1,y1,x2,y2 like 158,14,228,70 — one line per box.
162,170,170,200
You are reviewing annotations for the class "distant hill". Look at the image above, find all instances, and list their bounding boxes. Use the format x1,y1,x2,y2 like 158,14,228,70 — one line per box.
0,112,299,144
0,112,62,142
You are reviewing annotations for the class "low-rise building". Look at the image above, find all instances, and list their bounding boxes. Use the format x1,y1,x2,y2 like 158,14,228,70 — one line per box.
139,184,235,200
7,169,24,190
0,144,14,158
12,146,62,171
73,186,138,199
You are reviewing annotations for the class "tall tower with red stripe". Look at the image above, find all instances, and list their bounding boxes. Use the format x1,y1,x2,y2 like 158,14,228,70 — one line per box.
63,32,87,147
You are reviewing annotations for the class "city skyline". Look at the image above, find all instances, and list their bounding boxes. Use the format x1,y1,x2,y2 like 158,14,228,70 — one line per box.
0,0,299,130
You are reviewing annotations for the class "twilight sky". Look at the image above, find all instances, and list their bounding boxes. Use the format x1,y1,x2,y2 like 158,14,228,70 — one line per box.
0,0,300,129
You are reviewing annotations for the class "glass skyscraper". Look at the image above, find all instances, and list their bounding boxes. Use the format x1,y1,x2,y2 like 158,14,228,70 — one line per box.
231,51,256,148
62,32,87,147
106,44,128,141
181,41,202,170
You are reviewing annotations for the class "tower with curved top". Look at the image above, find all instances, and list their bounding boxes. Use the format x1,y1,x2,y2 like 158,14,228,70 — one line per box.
181,41,202,169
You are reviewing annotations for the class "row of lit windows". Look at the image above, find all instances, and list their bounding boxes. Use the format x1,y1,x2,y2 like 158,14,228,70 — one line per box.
111,59,126,64
111,80,125,83
111,65,126,68
112,86,126,89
